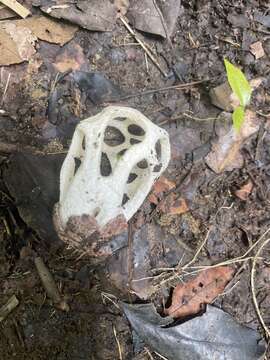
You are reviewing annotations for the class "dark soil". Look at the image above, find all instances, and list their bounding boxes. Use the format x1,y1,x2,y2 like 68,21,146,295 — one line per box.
0,1,270,359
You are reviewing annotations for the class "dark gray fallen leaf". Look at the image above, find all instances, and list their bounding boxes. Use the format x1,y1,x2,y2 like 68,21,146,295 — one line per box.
122,303,266,360
40,0,117,32
72,71,122,104
4,153,128,254
127,0,180,38
4,153,64,245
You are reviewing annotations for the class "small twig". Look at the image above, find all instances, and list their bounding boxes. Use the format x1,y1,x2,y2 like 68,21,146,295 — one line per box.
113,325,123,360
117,79,208,101
119,16,167,77
251,236,270,339
154,351,169,360
256,111,270,118
34,257,69,311
1,72,11,106
0,0,30,18
0,295,19,322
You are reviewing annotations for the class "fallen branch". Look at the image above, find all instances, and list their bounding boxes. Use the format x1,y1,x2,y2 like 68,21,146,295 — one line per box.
0,295,19,322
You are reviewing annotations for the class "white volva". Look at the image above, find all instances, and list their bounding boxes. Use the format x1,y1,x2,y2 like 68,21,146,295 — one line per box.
57,106,171,229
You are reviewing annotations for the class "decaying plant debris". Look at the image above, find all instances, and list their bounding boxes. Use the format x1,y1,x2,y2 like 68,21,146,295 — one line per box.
0,1,270,359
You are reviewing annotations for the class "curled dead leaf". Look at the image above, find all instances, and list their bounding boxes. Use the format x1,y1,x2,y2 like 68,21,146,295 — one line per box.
235,180,253,200
158,193,189,215
205,110,260,173
165,266,235,318
148,176,176,205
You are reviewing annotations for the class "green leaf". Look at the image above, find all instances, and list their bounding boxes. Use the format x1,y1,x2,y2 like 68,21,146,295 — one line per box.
224,59,252,107
232,106,245,132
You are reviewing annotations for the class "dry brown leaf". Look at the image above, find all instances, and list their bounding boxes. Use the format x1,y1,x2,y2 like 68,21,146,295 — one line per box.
19,16,78,46
235,179,253,200
0,21,37,65
168,196,189,215
153,176,175,195
148,176,175,205
165,266,234,319
205,110,260,173
0,27,21,65
250,41,265,59
158,193,189,215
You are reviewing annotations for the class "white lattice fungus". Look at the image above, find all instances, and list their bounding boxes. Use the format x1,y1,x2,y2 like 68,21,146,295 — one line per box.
56,106,171,233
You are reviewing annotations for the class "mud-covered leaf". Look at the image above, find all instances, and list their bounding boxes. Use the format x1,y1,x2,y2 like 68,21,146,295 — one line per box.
40,0,117,32
122,303,266,360
224,59,252,107
205,110,259,173
232,105,245,131
127,0,180,38
165,266,234,318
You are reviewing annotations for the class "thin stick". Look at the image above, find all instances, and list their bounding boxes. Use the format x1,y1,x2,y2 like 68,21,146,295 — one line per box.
0,0,30,18
117,79,207,101
0,295,19,322
154,351,169,360
152,0,172,47
113,325,123,360
34,257,69,311
251,236,270,339
119,16,167,77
